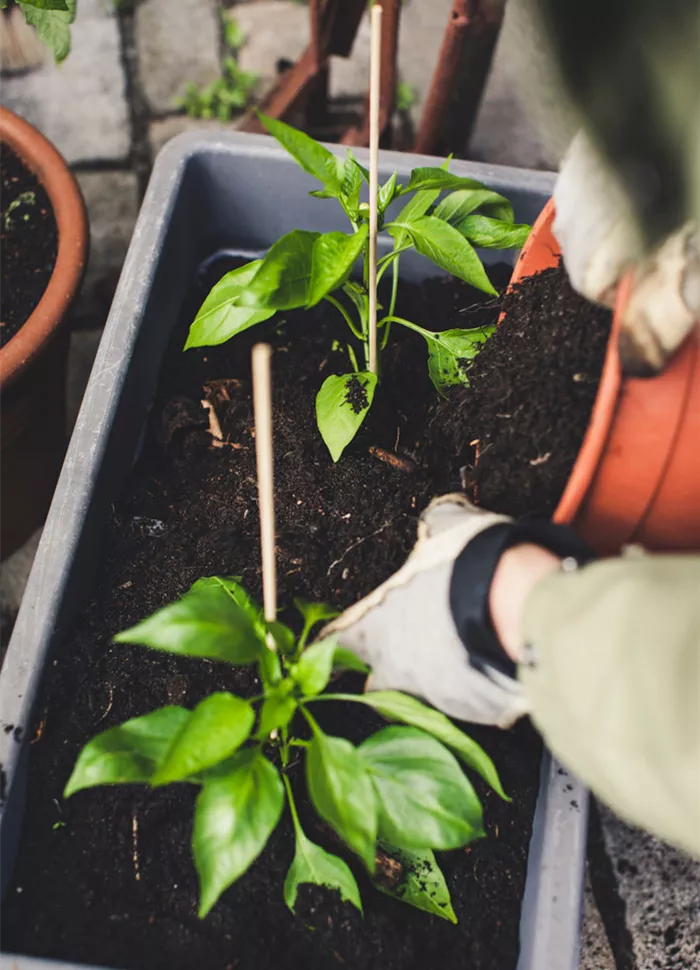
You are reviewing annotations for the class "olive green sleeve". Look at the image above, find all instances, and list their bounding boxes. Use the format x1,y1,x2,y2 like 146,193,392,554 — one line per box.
519,553,700,858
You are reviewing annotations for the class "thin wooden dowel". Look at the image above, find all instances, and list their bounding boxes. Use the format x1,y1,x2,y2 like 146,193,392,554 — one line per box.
252,343,277,629
367,2,382,375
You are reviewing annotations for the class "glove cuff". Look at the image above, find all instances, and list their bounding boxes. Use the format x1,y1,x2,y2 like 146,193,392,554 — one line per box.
449,520,595,679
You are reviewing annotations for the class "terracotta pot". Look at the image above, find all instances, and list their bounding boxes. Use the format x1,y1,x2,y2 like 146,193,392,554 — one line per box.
508,199,700,554
0,107,88,558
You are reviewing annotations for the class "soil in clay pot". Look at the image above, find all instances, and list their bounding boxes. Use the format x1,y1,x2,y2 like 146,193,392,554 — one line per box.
2,256,606,970
0,145,58,346
437,263,613,519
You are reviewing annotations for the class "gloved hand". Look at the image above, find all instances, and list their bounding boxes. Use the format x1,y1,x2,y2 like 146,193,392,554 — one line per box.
322,495,591,729
323,495,526,728
554,131,700,376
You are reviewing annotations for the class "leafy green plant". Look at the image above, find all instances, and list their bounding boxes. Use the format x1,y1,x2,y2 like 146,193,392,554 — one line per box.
178,55,258,122
65,577,509,921
222,9,244,52
185,115,530,460
1,0,76,62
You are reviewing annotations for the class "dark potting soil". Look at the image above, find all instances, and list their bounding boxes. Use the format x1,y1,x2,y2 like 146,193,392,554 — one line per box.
1,255,601,970
0,145,58,346
436,263,613,519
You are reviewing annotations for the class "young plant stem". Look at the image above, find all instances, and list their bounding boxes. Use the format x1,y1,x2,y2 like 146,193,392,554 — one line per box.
377,314,431,339
324,294,363,340
252,344,277,637
282,773,302,832
381,256,401,350
367,2,382,376
346,343,360,374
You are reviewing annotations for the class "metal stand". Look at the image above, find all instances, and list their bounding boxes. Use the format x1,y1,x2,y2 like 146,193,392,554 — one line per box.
238,0,506,158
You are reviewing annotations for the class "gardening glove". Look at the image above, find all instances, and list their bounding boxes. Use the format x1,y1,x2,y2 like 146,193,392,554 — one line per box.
322,494,591,729
553,131,700,376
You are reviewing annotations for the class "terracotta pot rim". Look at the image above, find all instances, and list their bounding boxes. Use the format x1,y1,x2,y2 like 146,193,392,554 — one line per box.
552,261,625,524
0,106,88,390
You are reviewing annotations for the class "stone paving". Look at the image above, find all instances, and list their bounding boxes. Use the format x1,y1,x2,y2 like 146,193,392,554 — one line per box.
1,2,698,967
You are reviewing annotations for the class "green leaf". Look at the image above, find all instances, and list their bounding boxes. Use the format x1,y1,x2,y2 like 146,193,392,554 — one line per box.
345,691,509,799
185,260,274,349
375,843,457,923
316,372,377,462
378,172,398,215
266,619,295,655
257,682,297,738
392,216,497,296
64,707,190,798
114,576,264,666
193,748,284,917
389,190,440,248
17,0,68,10
285,824,363,914
295,599,340,644
340,150,365,216
241,230,320,310
359,727,484,850
405,168,486,194
342,281,369,323
433,188,515,226
19,0,75,62
258,113,344,194
306,727,377,870
153,694,254,786
454,215,530,250
307,226,368,308
333,647,370,674
425,326,495,395
293,638,338,697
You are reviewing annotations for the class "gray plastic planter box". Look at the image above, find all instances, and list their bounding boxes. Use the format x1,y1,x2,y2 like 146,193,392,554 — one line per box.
0,132,588,970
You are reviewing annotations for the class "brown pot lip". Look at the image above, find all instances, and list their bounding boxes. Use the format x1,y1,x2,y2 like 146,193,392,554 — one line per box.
0,106,88,390
553,273,623,525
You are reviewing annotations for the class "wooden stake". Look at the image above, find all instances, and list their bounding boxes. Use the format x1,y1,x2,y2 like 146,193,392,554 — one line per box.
367,2,382,375
252,344,277,628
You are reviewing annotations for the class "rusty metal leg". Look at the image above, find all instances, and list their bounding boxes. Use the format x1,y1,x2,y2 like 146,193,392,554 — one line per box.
238,0,366,133
413,0,506,157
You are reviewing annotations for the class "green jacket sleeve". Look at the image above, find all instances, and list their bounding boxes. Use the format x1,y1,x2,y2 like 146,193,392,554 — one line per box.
519,553,700,858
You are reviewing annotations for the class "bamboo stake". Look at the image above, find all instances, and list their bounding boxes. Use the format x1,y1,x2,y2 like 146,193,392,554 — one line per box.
367,2,382,375
252,344,277,631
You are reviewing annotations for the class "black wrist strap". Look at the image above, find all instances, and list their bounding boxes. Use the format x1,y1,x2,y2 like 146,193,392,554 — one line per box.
449,520,595,679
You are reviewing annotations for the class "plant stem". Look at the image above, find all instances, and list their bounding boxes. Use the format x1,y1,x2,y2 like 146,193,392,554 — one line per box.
280,724,291,767
305,693,367,705
377,314,432,341
324,295,363,341
381,256,401,350
282,773,302,832
289,738,310,748
346,343,360,373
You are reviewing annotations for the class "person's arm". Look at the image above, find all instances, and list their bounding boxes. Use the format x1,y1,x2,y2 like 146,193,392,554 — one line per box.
507,551,700,858
324,497,700,858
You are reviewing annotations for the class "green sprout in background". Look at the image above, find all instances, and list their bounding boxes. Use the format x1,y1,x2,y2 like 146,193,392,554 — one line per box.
65,577,509,920
185,115,530,461
178,13,257,122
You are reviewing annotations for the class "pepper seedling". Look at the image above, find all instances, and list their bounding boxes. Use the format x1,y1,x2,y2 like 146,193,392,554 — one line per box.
64,580,510,921
184,114,530,460
65,345,508,920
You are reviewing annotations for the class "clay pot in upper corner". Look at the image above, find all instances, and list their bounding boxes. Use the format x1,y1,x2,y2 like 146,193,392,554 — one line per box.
0,107,88,558
508,198,700,555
